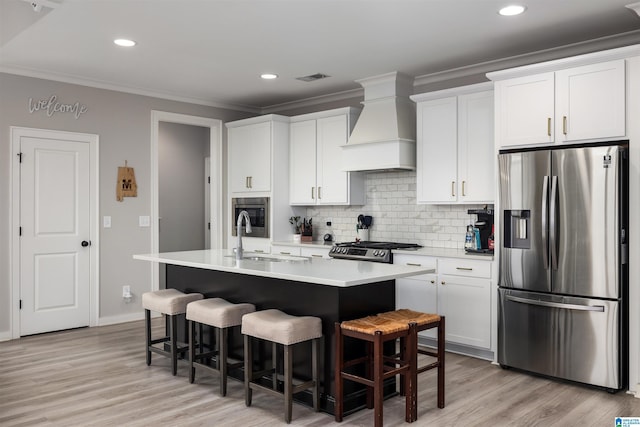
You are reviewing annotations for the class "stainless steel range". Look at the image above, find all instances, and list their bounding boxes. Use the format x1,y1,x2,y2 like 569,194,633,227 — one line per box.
329,241,422,263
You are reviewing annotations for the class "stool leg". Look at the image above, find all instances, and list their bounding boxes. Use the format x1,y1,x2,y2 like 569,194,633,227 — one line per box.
198,322,204,356
365,341,374,409
399,335,407,396
170,314,178,376
437,317,445,409
312,337,320,412
272,342,278,391
284,344,293,424
219,327,228,396
334,323,344,422
407,323,418,423
145,309,152,366
189,320,196,383
373,331,383,427
244,334,253,407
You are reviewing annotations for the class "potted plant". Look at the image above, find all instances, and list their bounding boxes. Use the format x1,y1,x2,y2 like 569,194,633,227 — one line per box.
289,216,302,242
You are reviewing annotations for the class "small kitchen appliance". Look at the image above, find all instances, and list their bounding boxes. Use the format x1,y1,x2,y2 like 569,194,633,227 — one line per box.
465,208,494,254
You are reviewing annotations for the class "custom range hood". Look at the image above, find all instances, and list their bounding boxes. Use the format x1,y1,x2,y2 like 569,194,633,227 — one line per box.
342,72,416,171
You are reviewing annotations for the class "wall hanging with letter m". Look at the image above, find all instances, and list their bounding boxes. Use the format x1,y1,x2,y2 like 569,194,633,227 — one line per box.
116,160,137,201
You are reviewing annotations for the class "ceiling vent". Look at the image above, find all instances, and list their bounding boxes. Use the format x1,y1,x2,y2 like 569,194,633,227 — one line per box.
296,73,331,82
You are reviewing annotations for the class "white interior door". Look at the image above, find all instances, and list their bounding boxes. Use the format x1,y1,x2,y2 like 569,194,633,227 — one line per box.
19,137,91,336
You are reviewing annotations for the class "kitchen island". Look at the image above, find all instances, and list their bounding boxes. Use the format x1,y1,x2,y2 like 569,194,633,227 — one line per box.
134,249,435,415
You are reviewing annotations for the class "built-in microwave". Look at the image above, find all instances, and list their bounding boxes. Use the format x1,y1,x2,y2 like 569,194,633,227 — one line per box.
231,197,269,238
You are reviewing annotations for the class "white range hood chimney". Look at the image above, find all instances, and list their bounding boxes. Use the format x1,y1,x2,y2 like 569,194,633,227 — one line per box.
342,71,416,171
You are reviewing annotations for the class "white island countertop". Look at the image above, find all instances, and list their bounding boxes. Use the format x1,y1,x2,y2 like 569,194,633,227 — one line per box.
134,249,435,287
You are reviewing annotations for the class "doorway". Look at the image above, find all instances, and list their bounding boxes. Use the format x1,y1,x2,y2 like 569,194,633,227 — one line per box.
10,127,99,338
150,111,223,292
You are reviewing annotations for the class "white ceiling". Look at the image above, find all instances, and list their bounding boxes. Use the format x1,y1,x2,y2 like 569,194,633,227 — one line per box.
1,0,639,113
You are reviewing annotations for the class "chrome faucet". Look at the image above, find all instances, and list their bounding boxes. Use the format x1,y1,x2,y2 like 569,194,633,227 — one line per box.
236,210,252,260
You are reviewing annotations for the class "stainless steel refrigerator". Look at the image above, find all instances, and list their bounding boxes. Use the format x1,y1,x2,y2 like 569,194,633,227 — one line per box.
498,143,628,391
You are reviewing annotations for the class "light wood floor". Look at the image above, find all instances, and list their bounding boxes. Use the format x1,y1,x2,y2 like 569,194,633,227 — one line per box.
1,319,639,426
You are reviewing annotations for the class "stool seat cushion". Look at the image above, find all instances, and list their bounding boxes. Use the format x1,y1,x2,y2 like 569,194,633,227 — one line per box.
142,289,203,315
378,309,441,327
242,309,322,346
186,298,256,328
341,315,409,335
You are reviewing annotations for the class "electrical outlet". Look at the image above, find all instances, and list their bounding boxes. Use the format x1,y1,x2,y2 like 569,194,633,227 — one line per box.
122,285,131,298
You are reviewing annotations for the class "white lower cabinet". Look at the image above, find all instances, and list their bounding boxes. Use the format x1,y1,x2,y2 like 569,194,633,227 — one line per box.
394,254,492,353
395,254,437,339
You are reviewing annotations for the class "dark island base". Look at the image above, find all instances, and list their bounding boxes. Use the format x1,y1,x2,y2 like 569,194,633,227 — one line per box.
166,264,397,416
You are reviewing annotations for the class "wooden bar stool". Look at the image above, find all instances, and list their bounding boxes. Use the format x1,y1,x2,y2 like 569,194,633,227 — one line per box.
186,298,256,396
241,309,322,424
335,315,417,427
378,309,445,420
142,289,203,375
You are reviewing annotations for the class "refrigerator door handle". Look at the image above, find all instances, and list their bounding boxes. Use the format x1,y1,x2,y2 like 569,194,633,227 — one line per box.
541,175,549,270
550,175,559,271
506,295,605,312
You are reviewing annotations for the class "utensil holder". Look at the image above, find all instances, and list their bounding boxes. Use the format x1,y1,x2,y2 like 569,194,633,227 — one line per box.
357,229,369,241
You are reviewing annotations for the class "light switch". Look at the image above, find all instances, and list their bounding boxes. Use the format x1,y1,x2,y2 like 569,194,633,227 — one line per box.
103,216,111,228
139,216,150,227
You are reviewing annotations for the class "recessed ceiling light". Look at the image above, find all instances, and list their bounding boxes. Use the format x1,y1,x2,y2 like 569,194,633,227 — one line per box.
260,73,278,80
114,38,136,47
499,5,526,16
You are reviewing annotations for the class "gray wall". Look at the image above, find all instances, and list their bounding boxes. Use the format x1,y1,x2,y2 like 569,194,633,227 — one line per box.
159,122,210,253
0,72,251,334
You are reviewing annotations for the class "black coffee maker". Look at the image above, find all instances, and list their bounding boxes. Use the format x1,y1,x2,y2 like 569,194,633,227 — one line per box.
466,207,494,253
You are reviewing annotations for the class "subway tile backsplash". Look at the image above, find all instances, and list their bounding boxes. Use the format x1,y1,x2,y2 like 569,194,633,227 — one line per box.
304,171,488,248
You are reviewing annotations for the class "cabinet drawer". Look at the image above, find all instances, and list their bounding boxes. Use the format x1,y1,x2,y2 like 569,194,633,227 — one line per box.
394,254,437,280
271,245,301,256
438,257,491,279
300,246,331,259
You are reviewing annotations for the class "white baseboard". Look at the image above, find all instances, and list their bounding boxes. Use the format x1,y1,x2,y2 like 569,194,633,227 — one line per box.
98,312,145,326
0,330,14,342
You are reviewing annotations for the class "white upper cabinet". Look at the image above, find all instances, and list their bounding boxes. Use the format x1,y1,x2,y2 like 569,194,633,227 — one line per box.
413,83,494,204
290,108,364,205
228,120,273,193
494,59,626,147
555,60,626,142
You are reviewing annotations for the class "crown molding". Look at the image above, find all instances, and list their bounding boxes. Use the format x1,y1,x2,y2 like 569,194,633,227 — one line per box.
260,87,363,114
414,30,640,86
0,65,262,114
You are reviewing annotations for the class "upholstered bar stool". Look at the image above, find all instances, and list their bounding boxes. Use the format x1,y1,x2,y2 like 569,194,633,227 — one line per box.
378,309,445,420
335,314,417,427
142,289,203,375
241,309,322,424
186,298,256,396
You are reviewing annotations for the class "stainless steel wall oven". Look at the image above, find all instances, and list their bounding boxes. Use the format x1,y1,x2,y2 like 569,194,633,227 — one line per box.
231,197,269,238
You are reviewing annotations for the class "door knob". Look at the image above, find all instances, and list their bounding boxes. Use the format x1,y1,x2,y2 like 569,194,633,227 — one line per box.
81,240,91,247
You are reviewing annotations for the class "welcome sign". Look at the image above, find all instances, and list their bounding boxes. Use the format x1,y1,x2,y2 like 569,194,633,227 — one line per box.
28,95,88,119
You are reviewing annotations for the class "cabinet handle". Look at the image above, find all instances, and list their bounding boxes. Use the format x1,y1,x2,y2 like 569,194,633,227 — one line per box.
249,176,252,188
462,181,466,196
406,263,422,267
311,254,323,258
279,251,291,255
246,176,249,188
441,281,446,285
563,116,567,135
318,186,322,199
311,187,315,199
547,118,551,137
430,280,436,284
451,181,455,197
456,267,473,271
254,249,264,253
